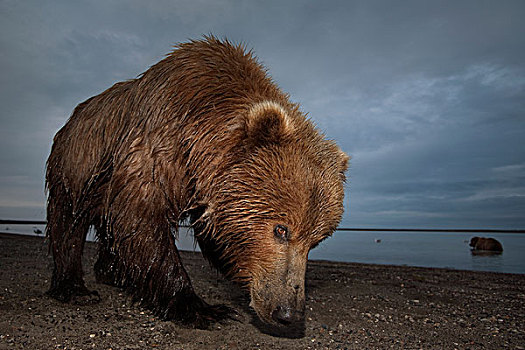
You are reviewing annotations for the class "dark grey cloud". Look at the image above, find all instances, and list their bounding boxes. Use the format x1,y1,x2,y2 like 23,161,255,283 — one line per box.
1,0,524,229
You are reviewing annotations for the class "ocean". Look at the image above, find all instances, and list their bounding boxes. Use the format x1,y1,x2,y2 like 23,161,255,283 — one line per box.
3,224,524,274
310,230,525,274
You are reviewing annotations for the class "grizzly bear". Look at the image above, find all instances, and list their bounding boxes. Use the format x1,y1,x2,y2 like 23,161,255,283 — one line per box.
46,36,349,329
469,237,503,253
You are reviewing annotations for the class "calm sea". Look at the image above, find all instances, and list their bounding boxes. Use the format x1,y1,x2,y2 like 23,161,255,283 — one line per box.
310,230,525,274
4,225,524,274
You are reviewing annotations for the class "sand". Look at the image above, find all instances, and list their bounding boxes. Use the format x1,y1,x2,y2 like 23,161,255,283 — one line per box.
1,233,524,349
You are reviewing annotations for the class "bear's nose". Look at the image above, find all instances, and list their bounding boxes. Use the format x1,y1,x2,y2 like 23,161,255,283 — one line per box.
271,305,294,325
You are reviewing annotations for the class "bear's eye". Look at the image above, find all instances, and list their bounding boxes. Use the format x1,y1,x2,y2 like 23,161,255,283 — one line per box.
274,224,289,242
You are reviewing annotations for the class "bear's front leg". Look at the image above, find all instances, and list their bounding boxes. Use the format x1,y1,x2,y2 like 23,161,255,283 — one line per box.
108,217,233,329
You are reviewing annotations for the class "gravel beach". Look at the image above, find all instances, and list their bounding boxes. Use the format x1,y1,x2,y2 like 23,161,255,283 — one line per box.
1,233,524,349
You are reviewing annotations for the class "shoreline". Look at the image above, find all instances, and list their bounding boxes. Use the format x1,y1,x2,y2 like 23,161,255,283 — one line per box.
1,233,524,349
3,230,523,275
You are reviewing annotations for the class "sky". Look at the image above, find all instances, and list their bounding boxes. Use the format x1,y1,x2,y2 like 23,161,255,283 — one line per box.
1,0,524,230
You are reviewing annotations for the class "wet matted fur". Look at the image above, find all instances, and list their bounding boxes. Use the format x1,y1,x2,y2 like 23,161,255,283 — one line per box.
46,36,349,330
469,236,503,253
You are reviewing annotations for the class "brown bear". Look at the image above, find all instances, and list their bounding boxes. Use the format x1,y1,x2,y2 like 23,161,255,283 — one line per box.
45,36,349,330
469,237,503,253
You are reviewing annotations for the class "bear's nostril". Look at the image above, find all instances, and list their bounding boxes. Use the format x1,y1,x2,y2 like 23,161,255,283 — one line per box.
271,305,293,325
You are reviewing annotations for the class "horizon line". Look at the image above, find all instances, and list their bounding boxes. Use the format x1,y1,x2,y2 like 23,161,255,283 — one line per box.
1,219,524,234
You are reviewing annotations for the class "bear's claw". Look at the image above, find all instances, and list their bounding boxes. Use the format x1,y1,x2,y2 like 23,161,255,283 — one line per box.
190,303,238,329
47,282,101,305
159,293,238,329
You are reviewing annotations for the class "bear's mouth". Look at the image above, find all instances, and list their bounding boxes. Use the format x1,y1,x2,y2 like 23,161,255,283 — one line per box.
249,285,305,328
248,296,306,338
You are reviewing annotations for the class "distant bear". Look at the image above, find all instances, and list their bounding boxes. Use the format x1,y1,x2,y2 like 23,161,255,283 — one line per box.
469,237,503,253
45,36,349,329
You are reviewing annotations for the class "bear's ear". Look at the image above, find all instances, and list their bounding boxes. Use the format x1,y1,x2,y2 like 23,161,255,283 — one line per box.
339,149,350,172
243,101,294,147
338,149,350,180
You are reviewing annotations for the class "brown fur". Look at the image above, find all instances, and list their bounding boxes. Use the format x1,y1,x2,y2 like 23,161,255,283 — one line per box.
46,36,349,329
469,237,503,252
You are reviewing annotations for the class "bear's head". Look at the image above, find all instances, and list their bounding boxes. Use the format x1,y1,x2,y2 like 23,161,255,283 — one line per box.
195,101,349,328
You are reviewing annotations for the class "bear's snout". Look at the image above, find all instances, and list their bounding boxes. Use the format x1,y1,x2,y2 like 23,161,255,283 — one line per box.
249,252,307,327
250,282,306,327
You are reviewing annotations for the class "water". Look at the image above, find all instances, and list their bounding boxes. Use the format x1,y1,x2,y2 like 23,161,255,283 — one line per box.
310,231,525,274
4,225,524,274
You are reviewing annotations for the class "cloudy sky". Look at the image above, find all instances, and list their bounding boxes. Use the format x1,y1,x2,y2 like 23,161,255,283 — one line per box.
1,0,524,230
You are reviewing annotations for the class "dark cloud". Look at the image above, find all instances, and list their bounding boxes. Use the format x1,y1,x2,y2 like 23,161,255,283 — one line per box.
1,0,524,229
